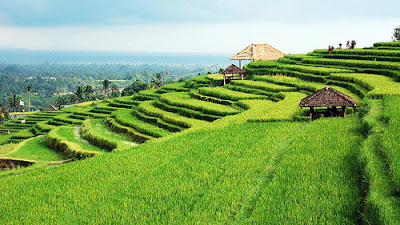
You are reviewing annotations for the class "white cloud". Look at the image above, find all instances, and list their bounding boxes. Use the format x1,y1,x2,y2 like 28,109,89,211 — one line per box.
0,19,397,54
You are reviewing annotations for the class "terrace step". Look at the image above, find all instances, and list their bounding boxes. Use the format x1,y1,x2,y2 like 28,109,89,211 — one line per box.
197,87,267,101
154,100,221,122
159,92,240,116
137,101,209,129
189,89,233,106
72,111,108,119
112,108,172,138
106,118,153,144
225,84,275,97
325,79,368,99
108,101,135,109
134,110,183,133
230,80,297,92
46,126,105,160
35,121,57,132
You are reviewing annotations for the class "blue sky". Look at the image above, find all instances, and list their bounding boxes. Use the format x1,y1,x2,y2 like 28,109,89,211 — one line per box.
0,0,399,54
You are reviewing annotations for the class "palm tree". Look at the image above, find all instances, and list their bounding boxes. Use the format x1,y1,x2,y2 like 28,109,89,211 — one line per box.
74,86,84,102
0,102,5,123
84,85,94,101
102,79,112,98
25,84,33,112
151,73,162,88
54,95,69,109
7,94,24,112
111,84,120,98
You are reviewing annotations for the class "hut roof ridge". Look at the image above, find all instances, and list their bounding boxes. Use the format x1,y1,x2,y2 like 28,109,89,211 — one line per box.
230,44,285,61
299,86,356,107
222,64,246,74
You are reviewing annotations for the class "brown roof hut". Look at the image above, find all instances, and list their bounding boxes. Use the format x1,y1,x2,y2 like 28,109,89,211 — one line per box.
299,86,356,121
45,104,59,111
222,64,246,85
230,44,285,68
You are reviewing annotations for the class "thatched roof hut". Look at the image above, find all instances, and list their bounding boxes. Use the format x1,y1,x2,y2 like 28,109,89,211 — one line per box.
222,64,246,85
45,104,59,111
222,64,246,75
231,44,285,68
299,86,356,121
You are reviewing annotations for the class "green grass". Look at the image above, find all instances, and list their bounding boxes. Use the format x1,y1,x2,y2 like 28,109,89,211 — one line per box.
0,143,13,155
330,73,400,98
52,113,84,125
231,80,297,92
236,92,306,122
245,116,363,224
160,92,240,116
112,108,171,138
301,56,400,71
160,82,189,92
10,111,39,116
2,136,64,162
253,75,361,102
3,42,400,223
207,73,225,80
253,75,324,91
0,121,305,224
46,126,100,160
138,89,162,98
57,126,107,153
0,135,9,145
198,87,268,101
138,101,210,129
382,95,400,191
360,98,400,224
313,48,400,57
82,119,137,151
277,63,354,75
10,128,36,140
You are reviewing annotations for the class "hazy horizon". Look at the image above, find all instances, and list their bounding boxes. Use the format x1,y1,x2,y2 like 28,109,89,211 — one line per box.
0,48,234,65
1,0,399,54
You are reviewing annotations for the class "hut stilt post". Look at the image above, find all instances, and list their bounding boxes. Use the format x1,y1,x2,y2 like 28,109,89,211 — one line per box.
342,106,347,117
310,107,314,122
239,60,241,69
223,75,226,86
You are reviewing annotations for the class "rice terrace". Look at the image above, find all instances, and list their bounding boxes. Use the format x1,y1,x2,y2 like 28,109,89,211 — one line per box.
0,39,400,224
2,1,400,222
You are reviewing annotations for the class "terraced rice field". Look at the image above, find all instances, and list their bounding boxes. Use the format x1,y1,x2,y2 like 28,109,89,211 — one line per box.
1,41,400,223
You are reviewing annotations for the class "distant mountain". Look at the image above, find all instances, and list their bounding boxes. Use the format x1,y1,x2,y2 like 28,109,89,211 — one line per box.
0,49,232,65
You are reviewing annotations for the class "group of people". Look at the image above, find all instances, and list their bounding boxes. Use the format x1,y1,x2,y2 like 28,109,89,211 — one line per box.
328,40,357,54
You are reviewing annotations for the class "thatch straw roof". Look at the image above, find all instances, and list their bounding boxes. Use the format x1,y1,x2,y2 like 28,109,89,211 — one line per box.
299,86,356,107
45,104,59,111
222,64,246,74
230,44,285,61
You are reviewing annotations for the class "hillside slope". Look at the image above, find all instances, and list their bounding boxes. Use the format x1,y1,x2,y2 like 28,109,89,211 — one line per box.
1,41,400,223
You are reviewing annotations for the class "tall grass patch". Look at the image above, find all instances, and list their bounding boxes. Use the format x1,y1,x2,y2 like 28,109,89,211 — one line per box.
160,92,240,116
0,121,304,224
198,87,267,101
330,73,400,98
246,116,363,224
3,136,64,162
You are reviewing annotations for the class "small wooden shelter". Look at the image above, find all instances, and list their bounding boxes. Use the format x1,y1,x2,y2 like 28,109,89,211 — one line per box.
222,64,246,85
230,44,285,68
299,86,356,121
45,104,59,111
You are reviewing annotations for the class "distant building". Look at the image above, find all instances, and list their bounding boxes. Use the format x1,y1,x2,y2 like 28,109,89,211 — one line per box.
45,105,59,111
